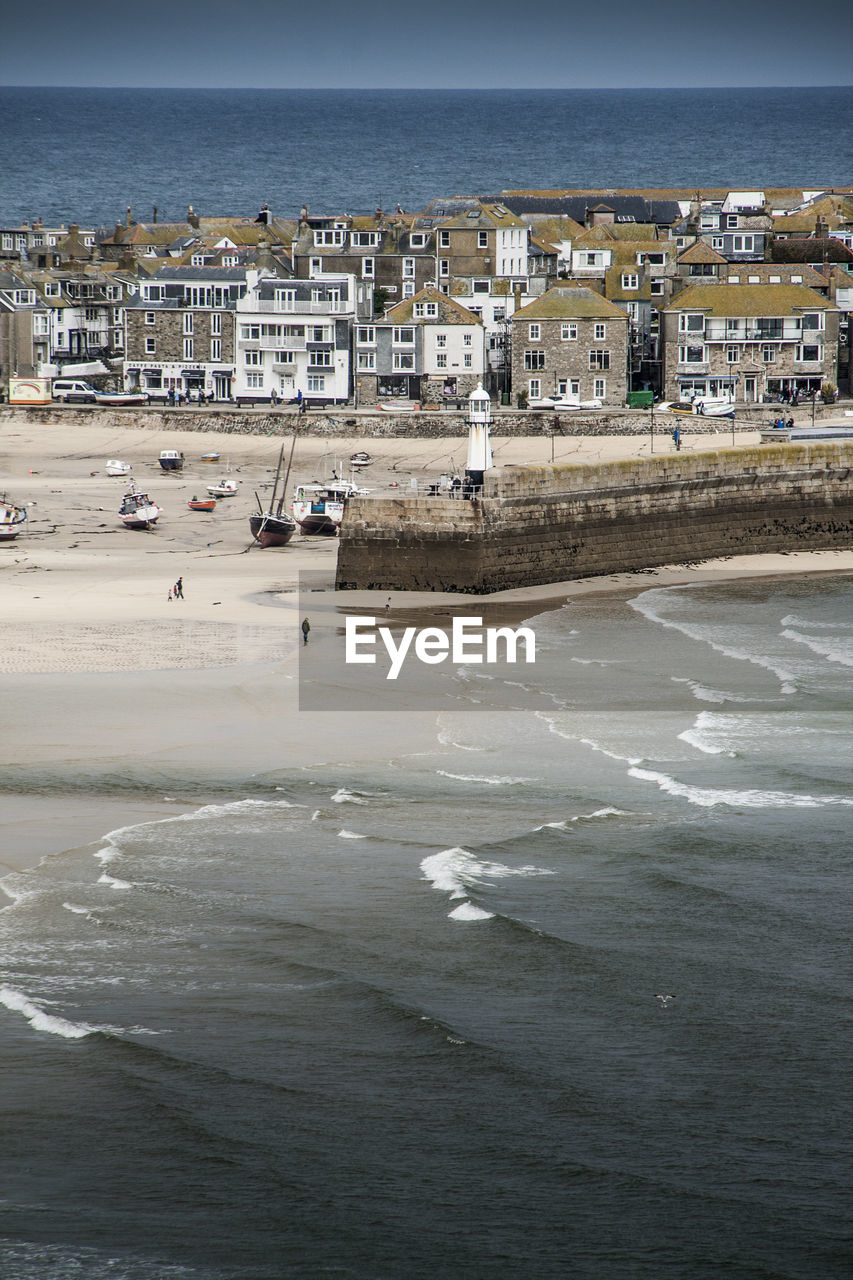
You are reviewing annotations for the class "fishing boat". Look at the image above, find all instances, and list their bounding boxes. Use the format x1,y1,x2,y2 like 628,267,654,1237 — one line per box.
249,439,298,548
105,459,132,477
663,398,735,419
200,451,221,463
349,451,372,469
158,449,185,471
118,484,162,529
0,494,27,541
187,496,216,511
291,479,366,536
94,390,150,406
206,478,238,498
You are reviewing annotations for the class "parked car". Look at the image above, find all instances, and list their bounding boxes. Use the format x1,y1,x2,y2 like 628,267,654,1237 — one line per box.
527,393,604,410
52,379,97,403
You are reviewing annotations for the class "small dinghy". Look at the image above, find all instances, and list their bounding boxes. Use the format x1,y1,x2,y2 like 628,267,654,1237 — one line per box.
187,496,216,511
200,452,221,463
206,478,238,498
106,459,132,477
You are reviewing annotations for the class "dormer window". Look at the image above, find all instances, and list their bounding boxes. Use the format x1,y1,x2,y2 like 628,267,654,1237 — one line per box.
410,233,427,248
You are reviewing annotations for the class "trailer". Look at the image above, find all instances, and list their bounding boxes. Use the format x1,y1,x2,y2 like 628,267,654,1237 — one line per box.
9,376,52,406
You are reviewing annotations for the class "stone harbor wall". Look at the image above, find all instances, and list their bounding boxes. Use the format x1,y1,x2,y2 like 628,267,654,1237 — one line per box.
335,443,853,594
1,403,803,440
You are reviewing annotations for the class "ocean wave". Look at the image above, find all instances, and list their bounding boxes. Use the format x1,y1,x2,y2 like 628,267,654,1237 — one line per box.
436,724,484,751
678,712,738,756
337,829,367,839
628,766,853,809
781,613,853,630
97,872,133,889
448,902,495,922
670,677,763,705
331,788,369,805
631,587,797,692
781,628,853,668
0,984,157,1040
421,847,554,900
436,771,531,785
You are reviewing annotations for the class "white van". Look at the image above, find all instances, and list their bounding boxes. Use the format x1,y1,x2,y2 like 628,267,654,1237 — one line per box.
52,379,97,403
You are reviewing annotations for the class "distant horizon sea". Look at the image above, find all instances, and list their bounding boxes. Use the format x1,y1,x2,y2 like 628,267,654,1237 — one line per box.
1,85,851,226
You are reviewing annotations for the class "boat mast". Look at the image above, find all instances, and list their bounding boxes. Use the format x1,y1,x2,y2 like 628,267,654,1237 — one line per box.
275,428,298,517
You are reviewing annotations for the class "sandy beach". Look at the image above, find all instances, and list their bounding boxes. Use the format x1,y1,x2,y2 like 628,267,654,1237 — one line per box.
2,414,851,869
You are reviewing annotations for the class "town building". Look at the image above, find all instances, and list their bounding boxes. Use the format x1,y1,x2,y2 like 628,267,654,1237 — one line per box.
510,286,630,406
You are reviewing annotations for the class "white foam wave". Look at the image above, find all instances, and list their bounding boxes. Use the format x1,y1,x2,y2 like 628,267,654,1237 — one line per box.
448,902,495,922
437,724,484,751
678,712,738,756
579,738,642,765
421,847,553,900
1,985,99,1040
631,587,797,692
337,829,367,839
62,902,96,916
628,766,853,809
670,677,760,705
436,771,531,785
781,628,853,668
781,613,853,631
97,873,133,889
310,809,321,821
573,807,633,821
570,657,618,666
331,788,368,805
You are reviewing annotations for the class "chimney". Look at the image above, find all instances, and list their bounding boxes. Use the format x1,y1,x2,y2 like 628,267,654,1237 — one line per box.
126,206,132,227
153,205,158,223
187,205,200,230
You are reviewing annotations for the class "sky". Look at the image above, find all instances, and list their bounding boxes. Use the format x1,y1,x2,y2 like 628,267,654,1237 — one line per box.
2,0,852,89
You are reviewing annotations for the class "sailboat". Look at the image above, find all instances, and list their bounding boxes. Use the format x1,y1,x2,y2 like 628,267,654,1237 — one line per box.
249,437,298,548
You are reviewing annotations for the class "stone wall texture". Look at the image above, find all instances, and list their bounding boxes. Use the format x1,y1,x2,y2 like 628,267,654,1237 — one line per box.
335,442,853,594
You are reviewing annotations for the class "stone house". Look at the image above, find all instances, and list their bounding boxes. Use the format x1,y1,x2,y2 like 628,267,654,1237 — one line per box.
291,213,436,306
661,283,840,403
431,202,529,294
510,286,629,406
124,265,247,400
355,286,485,406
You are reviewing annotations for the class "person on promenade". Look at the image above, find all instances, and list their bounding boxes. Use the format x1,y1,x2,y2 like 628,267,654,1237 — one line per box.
301,617,310,645
671,426,681,452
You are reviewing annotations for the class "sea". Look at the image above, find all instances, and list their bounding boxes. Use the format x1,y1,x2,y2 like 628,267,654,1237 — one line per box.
1,571,852,1278
1,86,852,227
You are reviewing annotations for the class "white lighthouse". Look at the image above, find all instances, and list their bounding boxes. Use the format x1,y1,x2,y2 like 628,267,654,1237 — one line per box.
464,383,493,494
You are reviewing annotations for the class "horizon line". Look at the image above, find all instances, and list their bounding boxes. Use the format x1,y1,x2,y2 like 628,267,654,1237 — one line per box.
2,82,852,92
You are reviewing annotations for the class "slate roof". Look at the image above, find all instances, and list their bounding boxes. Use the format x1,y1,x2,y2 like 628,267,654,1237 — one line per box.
385,286,482,326
483,193,682,225
663,283,837,316
513,286,629,321
769,238,853,265
678,241,728,265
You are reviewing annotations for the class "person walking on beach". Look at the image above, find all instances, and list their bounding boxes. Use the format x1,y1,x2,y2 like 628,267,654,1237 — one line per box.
301,617,310,645
175,577,184,599
672,426,681,452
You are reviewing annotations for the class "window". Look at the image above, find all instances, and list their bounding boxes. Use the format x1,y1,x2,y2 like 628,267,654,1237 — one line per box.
797,345,821,362
731,235,755,253
439,230,450,247
276,290,296,311
357,326,375,345
439,259,449,277
145,337,156,354
801,313,823,331
393,327,414,345
463,353,472,368
33,313,49,335
791,274,802,284
593,378,606,399
310,257,322,275
524,350,545,370
13,289,36,305
191,254,205,267
711,237,725,250
473,280,490,293
726,347,739,363
621,273,638,289
182,337,193,359
463,333,472,346
113,329,123,348
679,313,705,332
729,274,740,283
1,234,12,249
748,275,760,284
528,378,541,398
145,311,156,325
528,323,541,340
679,346,705,363
308,350,332,367
413,302,438,317
314,230,345,246
210,338,221,360
245,350,263,366
44,281,60,297
362,257,374,278
183,312,193,334
588,349,610,370
478,231,488,248
762,346,776,363
393,352,415,370
241,325,260,340
650,280,665,295
436,353,447,369
594,322,607,340
308,324,331,343
246,372,264,389
351,231,378,247
436,333,446,348
561,323,577,341
410,233,426,248
357,351,376,370
211,313,222,335
403,258,415,278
